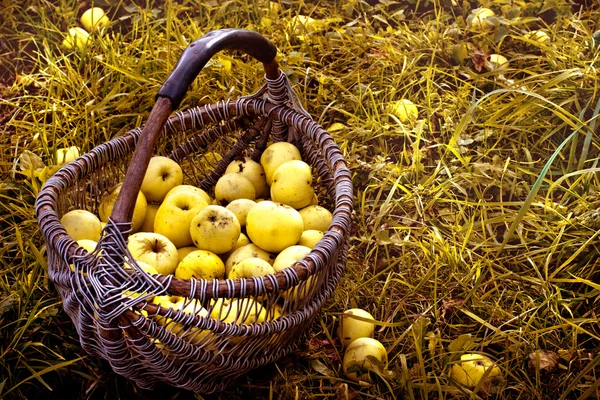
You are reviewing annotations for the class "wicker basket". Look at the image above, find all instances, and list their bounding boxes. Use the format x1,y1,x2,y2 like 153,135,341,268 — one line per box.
35,29,353,393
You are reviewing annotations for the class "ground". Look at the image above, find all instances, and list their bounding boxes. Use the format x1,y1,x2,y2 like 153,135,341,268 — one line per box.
1,0,600,399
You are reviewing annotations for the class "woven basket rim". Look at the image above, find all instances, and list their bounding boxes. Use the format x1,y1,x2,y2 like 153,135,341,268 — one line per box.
35,96,353,301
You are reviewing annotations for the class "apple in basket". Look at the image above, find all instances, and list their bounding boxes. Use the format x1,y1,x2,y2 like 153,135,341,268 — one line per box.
164,184,212,205
224,157,270,198
246,201,304,253
140,156,184,203
297,229,324,249
190,205,241,255
214,173,256,204
175,249,225,280
272,245,314,300
99,184,148,233
270,160,314,210
225,198,256,227
153,191,209,248
224,243,275,277
298,205,333,232
260,142,302,185
61,209,102,242
127,232,179,275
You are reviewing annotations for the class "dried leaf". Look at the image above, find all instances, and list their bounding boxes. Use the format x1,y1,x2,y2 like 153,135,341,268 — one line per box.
472,50,486,72
18,150,44,172
528,350,560,373
310,359,335,377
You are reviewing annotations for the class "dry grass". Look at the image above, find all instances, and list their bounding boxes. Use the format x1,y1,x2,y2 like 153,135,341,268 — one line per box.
1,0,600,399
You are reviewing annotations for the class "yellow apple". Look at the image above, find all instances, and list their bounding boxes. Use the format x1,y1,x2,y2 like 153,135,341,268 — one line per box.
55,146,80,164
469,8,496,32
246,201,304,253
225,157,269,198
220,233,251,263
76,239,98,253
225,243,275,276
139,203,160,233
214,174,256,204
228,257,276,280
260,142,302,185
526,30,550,44
343,337,388,383
297,229,324,248
272,245,311,272
190,205,241,254
175,249,225,280
99,184,148,233
272,245,314,300
164,184,211,205
62,27,90,51
225,198,256,226
450,353,501,388
140,156,184,203
177,246,198,263
154,191,209,248
337,308,376,347
61,209,102,242
389,99,418,124
128,260,159,275
270,160,314,210
127,232,179,275
80,7,110,32
485,54,509,72
151,295,213,345
215,298,267,324
298,205,333,232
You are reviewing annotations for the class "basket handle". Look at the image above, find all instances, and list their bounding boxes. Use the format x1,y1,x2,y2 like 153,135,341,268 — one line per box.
110,29,280,231
157,29,280,109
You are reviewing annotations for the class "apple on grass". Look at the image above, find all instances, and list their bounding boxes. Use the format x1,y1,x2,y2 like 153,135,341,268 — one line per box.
80,7,110,32
127,232,179,275
140,156,184,203
190,205,241,254
99,184,148,233
450,353,502,389
343,337,388,383
55,146,80,164
337,308,376,347
153,191,209,248
61,209,102,242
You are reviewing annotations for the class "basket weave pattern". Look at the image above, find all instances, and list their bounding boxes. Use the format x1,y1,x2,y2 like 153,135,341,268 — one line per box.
35,70,353,392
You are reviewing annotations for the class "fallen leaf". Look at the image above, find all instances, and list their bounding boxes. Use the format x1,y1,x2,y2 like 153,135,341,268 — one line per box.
528,350,559,373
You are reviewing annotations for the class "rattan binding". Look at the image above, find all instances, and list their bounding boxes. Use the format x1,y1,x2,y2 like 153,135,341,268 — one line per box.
35,29,353,393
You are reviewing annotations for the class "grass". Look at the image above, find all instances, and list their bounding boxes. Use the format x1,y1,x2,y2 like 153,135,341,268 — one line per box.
1,0,600,398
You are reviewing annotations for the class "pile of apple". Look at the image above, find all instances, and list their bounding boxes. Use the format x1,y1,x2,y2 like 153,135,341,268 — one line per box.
337,308,388,383
60,141,334,328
